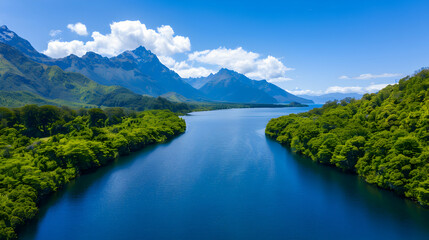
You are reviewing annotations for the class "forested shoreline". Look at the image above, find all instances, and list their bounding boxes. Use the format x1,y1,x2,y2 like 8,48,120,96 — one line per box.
0,105,186,239
266,69,428,207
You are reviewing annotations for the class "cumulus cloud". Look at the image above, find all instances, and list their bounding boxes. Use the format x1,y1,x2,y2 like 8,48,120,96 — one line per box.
158,56,216,78
287,89,323,96
325,86,365,94
44,40,87,58
49,29,62,38
175,67,216,78
187,47,293,81
67,22,88,36
339,73,401,80
43,20,292,83
44,20,191,58
268,77,293,83
288,83,390,96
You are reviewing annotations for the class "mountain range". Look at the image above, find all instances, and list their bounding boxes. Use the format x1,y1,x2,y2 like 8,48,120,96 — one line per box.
0,25,312,105
0,42,191,112
185,68,313,104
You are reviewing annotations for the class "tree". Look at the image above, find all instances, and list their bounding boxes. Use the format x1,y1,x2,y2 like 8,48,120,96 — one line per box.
38,105,61,135
21,105,40,136
88,108,107,127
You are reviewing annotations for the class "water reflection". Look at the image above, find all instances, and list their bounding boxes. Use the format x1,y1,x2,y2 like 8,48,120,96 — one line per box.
20,107,429,240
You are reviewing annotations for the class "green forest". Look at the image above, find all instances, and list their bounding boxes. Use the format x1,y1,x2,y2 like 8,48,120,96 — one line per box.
266,69,429,207
0,105,186,239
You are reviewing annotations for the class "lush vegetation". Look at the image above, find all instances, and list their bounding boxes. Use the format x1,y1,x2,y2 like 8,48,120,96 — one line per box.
0,105,186,239
266,69,429,207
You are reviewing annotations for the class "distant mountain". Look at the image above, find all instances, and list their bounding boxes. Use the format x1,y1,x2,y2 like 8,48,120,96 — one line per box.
47,47,204,100
0,26,203,100
185,68,313,104
297,93,363,104
0,25,310,105
0,42,190,112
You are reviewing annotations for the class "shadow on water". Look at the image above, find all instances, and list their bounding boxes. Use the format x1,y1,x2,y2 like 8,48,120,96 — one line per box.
18,136,184,239
264,136,429,233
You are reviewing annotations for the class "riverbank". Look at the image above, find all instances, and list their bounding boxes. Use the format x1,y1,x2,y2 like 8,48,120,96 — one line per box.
19,107,429,240
265,70,429,208
0,110,185,239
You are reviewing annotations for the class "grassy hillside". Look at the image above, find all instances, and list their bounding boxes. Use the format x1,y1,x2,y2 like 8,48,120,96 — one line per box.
0,43,121,104
0,91,97,108
266,69,429,207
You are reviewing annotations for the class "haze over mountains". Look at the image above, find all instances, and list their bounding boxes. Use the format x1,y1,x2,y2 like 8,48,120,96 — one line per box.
296,93,364,104
0,25,314,105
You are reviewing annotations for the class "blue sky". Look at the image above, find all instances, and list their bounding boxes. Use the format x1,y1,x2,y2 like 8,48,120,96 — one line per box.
1,0,428,95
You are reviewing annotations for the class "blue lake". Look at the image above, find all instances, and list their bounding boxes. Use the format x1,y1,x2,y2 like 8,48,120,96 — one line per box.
20,107,429,239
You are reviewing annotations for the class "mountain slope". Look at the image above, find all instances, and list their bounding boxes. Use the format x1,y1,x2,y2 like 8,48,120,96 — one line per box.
0,26,310,104
0,91,96,108
47,47,204,99
187,68,312,104
0,25,50,62
266,69,429,206
0,42,121,104
0,43,191,112
0,26,202,100
251,79,313,103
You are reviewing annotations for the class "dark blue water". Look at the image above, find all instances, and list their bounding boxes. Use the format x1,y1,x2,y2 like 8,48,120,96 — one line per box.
20,107,429,240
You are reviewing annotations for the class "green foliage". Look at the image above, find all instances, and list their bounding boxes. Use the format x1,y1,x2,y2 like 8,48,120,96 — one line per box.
0,105,185,239
88,108,107,128
266,69,429,207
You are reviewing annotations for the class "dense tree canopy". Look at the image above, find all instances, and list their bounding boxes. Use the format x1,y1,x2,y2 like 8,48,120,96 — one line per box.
266,69,429,207
0,106,186,239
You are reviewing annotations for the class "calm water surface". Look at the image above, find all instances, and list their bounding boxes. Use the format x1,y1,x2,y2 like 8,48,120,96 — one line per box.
20,107,429,240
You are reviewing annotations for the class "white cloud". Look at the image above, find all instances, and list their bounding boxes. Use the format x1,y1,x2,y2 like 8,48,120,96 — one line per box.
174,67,216,78
67,22,88,36
288,83,391,96
44,20,191,58
187,47,293,81
287,89,323,96
49,29,62,38
43,40,87,58
268,77,293,83
325,86,364,94
158,56,216,78
339,73,401,80
43,20,292,82
157,56,177,68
